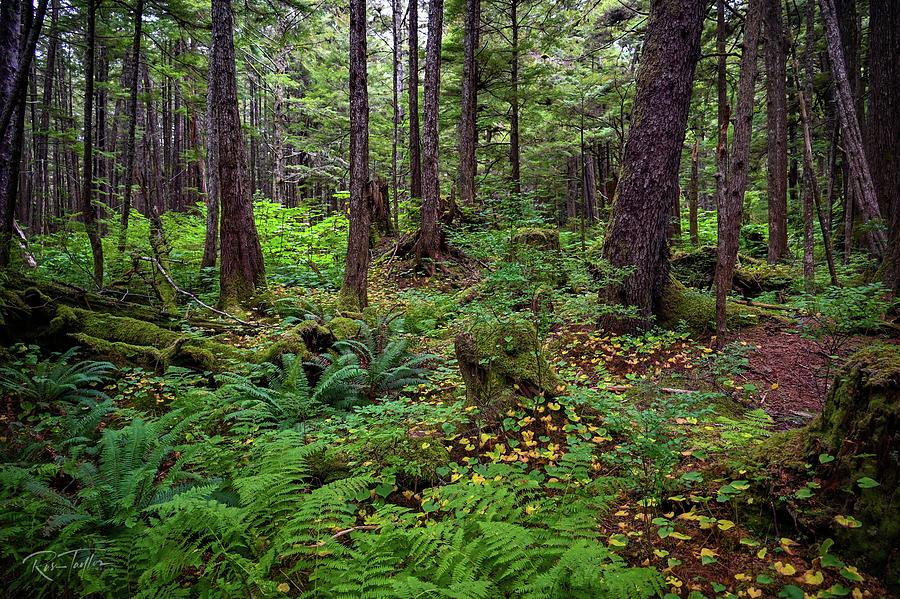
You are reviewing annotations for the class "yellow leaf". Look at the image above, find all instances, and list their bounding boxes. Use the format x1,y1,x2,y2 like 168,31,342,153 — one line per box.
774,561,797,576
700,547,717,558
735,573,752,582
801,570,824,585
747,587,763,598
757,548,767,559
277,583,291,593
717,519,735,531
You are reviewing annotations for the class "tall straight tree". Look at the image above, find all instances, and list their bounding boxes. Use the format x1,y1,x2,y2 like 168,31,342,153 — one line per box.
869,0,900,294
82,0,104,287
408,0,423,199
415,0,444,270
210,0,265,307
117,0,144,254
508,0,521,195
714,0,762,346
0,0,25,267
599,0,705,331
819,0,886,257
340,0,372,309
457,0,479,206
763,0,788,263
201,61,220,269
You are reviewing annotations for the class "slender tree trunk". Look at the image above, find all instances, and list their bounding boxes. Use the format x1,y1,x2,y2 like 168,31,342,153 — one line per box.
819,0,886,256
582,146,597,222
764,0,788,262
118,0,143,254
715,0,729,190
82,0,104,287
211,0,265,307
868,0,900,295
509,0,521,195
408,0,423,199
599,0,705,332
457,0,479,206
565,155,578,223
340,0,372,309
201,69,220,269
391,0,401,230
415,0,445,270
689,134,700,246
35,0,57,236
714,0,762,347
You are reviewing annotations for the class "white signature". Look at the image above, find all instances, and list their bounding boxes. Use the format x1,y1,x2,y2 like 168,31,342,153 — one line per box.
23,549,106,581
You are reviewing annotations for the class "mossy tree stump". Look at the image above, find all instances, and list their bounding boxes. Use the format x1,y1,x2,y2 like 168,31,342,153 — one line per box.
454,318,559,420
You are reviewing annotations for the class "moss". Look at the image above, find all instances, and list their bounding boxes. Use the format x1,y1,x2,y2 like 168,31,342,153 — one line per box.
328,317,363,341
511,226,561,251
658,279,759,334
455,318,559,418
257,321,334,364
324,431,451,487
669,245,795,296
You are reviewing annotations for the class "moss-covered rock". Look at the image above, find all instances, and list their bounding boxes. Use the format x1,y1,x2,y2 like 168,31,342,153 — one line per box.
658,279,759,334
454,318,559,419
511,226,561,251
669,245,795,296
328,317,363,341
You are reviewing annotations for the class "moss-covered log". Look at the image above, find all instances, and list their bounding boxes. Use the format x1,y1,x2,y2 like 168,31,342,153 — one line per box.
454,318,559,420
511,226,560,251
658,279,760,334
670,245,795,296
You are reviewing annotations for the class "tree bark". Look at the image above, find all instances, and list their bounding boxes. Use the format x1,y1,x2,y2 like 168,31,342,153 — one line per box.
819,0,886,257
763,0,788,263
202,50,220,269
408,0,423,199
509,0,521,195
688,134,700,246
82,0,104,287
599,0,705,332
457,0,479,206
211,0,265,307
414,0,445,270
34,0,57,236
0,0,25,267
714,0,762,347
868,0,900,295
340,0,372,309
117,0,143,254
0,0,47,143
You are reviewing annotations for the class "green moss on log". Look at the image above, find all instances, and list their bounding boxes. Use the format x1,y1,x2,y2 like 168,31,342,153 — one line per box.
658,279,758,334
511,226,561,251
328,317,363,341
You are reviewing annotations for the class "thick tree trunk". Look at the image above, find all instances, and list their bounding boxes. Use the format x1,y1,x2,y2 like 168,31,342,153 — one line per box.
0,0,24,267
457,0,479,206
415,0,445,270
714,0,762,347
599,0,705,332
764,0,788,263
82,0,104,287
211,0,265,307
868,0,900,295
819,0,886,257
340,0,372,309
118,0,143,254
408,0,423,199
0,0,47,143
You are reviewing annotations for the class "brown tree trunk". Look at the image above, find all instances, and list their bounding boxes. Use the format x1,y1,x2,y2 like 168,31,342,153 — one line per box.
457,0,479,206
340,0,372,309
565,155,578,223
509,0,521,195
582,146,597,222
82,0,104,287
415,0,445,270
0,0,47,143
688,134,700,246
34,0,57,236
391,0,401,230
211,0,265,307
0,0,25,267
764,0,788,263
819,0,886,257
408,0,422,199
599,0,705,332
117,0,143,254
202,53,220,270
714,0,762,347
868,0,900,295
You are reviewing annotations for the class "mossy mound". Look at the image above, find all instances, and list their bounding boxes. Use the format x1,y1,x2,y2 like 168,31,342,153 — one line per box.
511,226,561,251
658,279,759,334
328,317,363,341
257,320,335,365
454,318,559,420
323,430,450,487
50,306,240,372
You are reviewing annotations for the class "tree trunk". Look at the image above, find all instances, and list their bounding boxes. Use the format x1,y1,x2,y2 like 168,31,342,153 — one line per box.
211,0,265,307
82,0,104,287
34,0,57,236
391,0,401,230
565,155,578,223
414,0,445,270
582,146,597,222
599,0,705,332
764,0,788,263
457,0,479,206
714,0,762,347
202,53,220,269
819,0,886,257
868,0,900,295
340,0,372,309
408,0,423,199
688,134,700,246
0,0,47,143
509,0,521,195
117,0,143,254
0,0,25,267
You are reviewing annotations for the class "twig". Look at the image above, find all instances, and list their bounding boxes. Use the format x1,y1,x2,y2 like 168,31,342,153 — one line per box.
138,256,255,327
